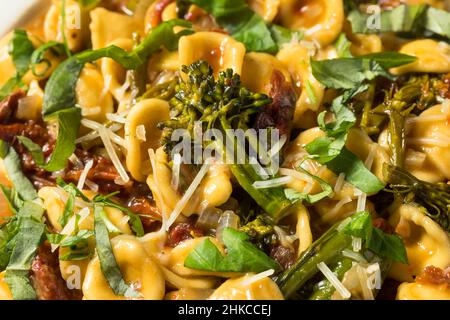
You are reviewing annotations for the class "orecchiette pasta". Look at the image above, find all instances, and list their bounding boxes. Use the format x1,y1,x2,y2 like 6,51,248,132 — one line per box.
76,64,114,124
241,52,291,95
147,148,233,218
391,40,450,75
125,99,170,181
247,0,280,22
178,32,246,77
277,44,325,129
44,0,90,52
277,0,344,47
388,204,450,282
208,273,284,300
90,7,143,50
397,280,450,300
82,235,165,300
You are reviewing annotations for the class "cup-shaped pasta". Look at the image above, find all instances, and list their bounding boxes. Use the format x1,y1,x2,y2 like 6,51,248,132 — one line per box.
44,0,90,52
82,235,165,300
208,273,284,300
147,148,233,218
241,52,291,95
277,0,344,47
178,32,246,78
343,21,383,56
397,280,450,300
388,204,450,282
164,237,236,278
404,104,450,182
391,40,450,75
76,64,114,124
100,38,134,103
90,7,143,50
277,45,325,129
247,0,280,22
125,99,170,182
0,272,12,300
38,186,132,234
161,266,219,290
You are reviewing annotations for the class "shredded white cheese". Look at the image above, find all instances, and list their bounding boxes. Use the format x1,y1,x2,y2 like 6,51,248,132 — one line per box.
77,159,94,191
136,125,147,142
84,179,99,192
171,153,182,190
268,135,287,158
241,269,275,287
317,262,351,299
334,173,346,193
165,159,212,230
356,264,374,300
352,236,362,252
252,176,292,189
98,126,130,183
51,207,91,252
342,249,367,263
321,196,352,223
366,262,382,290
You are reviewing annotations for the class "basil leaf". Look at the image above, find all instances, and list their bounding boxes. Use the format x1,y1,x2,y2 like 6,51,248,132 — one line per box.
344,211,408,264
30,41,66,77
58,184,76,228
0,30,35,101
93,205,140,298
184,227,280,273
334,33,353,58
180,0,297,53
348,4,450,41
9,30,35,76
317,146,385,194
5,201,45,300
0,218,19,271
16,136,44,165
0,143,37,201
311,53,416,89
60,230,94,247
305,134,348,164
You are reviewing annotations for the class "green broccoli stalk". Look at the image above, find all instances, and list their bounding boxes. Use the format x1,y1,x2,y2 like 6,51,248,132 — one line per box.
158,61,293,222
276,211,407,299
384,164,450,233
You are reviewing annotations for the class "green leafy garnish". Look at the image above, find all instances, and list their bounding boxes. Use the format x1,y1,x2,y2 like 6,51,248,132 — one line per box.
184,227,280,273
4,201,45,300
177,0,301,53
0,141,37,201
348,4,450,40
93,205,140,298
343,211,408,264
311,52,417,90
30,41,66,77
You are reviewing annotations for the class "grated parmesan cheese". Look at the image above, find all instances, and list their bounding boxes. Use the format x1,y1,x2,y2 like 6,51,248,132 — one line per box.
171,153,182,190
342,249,367,263
334,173,346,193
356,264,374,300
165,159,212,230
366,262,382,290
352,236,362,252
321,196,352,223
241,269,275,287
317,262,351,299
77,159,94,191
98,126,130,183
252,176,292,189
51,207,91,252
84,179,99,192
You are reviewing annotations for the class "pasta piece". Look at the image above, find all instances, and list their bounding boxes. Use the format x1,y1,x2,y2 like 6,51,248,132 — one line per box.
146,148,233,218
0,272,12,300
388,204,450,282
295,204,312,256
44,0,90,52
247,0,280,22
405,104,450,182
90,7,143,50
82,235,165,300
391,40,450,75
76,64,114,124
343,21,383,56
277,45,325,129
241,52,291,95
178,32,246,78
397,280,450,300
277,0,344,46
208,273,284,300
161,266,219,290
125,99,170,181
100,38,134,102
38,187,132,234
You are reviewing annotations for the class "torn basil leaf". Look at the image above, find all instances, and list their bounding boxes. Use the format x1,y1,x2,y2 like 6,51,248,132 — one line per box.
184,227,280,273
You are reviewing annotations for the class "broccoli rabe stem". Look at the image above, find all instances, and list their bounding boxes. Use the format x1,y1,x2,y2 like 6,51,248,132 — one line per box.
276,224,352,298
220,117,293,222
